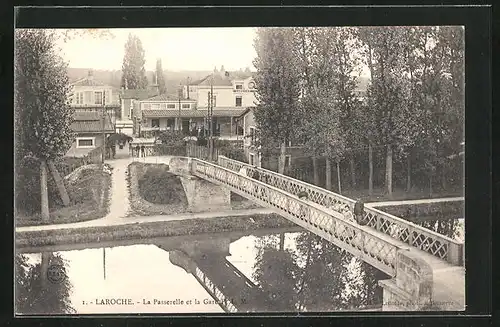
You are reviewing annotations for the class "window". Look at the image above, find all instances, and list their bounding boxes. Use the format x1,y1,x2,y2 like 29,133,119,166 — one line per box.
75,92,84,104
167,104,176,109
285,155,292,168
212,96,217,107
167,118,175,128
235,84,243,90
94,92,103,105
76,138,95,148
249,126,256,145
151,119,160,128
249,153,255,165
129,107,133,118
160,103,167,110
182,103,190,109
151,103,161,110
235,96,242,107
144,104,151,110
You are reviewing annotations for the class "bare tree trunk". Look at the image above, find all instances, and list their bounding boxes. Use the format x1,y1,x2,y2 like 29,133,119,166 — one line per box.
312,156,319,186
278,142,286,174
406,154,412,192
429,173,433,197
368,142,373,196
350,156,356,188
336,161,342,194
279,232,285,251
40,160,50,222
385,145,393,198
40,252,52,289
48,160,70,206
325,158,332,190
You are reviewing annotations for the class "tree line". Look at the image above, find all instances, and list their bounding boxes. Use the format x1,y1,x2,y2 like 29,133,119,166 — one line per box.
253,26,464,198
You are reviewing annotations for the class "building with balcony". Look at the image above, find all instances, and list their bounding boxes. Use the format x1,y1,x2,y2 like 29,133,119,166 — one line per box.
117,88,159,136
65,70,119,157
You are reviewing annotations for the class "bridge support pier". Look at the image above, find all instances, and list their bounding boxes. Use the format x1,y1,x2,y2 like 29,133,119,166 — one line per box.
378,250,435,311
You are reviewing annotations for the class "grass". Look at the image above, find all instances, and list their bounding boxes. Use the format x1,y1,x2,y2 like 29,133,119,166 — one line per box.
16,165,112,227
16,213,294,248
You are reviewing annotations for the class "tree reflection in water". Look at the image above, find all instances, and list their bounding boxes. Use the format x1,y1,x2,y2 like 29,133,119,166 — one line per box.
15,252,75,315
252,232,385,312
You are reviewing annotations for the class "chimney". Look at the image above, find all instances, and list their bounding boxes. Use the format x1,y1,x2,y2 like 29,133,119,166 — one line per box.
220,65,225,76
88,69,94,80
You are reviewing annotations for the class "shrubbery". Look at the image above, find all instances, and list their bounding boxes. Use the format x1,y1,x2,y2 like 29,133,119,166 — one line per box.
15,157,62,215
138,165,187,205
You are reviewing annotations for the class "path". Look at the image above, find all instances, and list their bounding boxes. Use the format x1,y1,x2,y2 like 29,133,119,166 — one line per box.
16,208,276,233
365,197,464,208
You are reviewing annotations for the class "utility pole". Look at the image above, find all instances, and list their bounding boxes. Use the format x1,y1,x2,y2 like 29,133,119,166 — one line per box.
208,74,214,161
178,84,182,133
101,92,106,164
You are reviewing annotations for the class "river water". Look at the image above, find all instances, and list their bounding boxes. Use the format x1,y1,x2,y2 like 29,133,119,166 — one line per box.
15,215,464,315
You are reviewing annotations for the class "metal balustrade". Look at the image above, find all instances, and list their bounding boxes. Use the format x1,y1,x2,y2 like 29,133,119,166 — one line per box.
195,266,238,313
192,159,401,276
216,155,464,266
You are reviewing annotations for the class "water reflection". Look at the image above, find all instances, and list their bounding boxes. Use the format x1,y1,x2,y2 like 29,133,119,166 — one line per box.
15,252,75,314
16,228,389,315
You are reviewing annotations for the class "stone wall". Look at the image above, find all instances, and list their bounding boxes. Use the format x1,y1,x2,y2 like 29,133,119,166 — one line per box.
379,250,435,311
179,175,231,213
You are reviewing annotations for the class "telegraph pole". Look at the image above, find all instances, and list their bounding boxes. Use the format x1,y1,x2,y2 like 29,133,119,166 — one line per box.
208,74,214,161
101,92,106,164
178,84,182,132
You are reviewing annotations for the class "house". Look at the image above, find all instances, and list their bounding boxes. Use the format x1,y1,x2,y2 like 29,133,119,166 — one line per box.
236,107,308,170
117,88,159,136
65,111,115,158
135,67,253,139
65,70,119,157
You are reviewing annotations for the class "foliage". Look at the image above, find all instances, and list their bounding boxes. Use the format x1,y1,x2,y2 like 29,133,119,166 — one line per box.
15,29,74,162
107,133,133,145
155,58,167,95
15,157,62,215
121,34,148,89
138,166,187,205
157,130,185,147
253,28,302,151
15,253,75,314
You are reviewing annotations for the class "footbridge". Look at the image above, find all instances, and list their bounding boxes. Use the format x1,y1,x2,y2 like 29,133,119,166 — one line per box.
183,156,465,311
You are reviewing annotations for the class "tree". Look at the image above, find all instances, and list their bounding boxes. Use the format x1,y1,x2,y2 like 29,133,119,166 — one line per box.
358,27,412,198
121,34,148,89
15,29,74,221
253,28,302,174
15,253,75,314
155,58,167,95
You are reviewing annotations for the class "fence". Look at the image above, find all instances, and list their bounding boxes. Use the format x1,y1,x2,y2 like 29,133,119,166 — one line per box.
57,145,105,176
186,143,219,161
216,155,464,266
192,158,400,276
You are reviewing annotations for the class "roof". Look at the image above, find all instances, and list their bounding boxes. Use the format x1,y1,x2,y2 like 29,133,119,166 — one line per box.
121,89,159,100
142,108,247,118
142,94,197,102
72,108,119,121
71,77,106,87
194,74,233,87
236,106,256,119
71,120,114,133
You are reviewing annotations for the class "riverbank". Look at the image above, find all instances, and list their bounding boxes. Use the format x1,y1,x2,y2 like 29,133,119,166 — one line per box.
16,210,292,249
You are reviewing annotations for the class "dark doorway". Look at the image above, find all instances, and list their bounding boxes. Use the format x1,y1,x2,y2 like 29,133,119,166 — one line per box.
182,119,190,135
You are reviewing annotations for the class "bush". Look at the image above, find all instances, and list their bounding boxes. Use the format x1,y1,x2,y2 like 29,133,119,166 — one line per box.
15,157,62,215
138,165,187,205
157,131,185,147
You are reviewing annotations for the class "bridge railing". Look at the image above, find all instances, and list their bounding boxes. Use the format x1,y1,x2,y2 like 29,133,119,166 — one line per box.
216,155,464,266
194,266,238,313
192,158,400,276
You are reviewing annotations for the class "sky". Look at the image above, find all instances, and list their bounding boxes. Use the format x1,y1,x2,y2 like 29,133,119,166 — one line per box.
56,28,258,72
